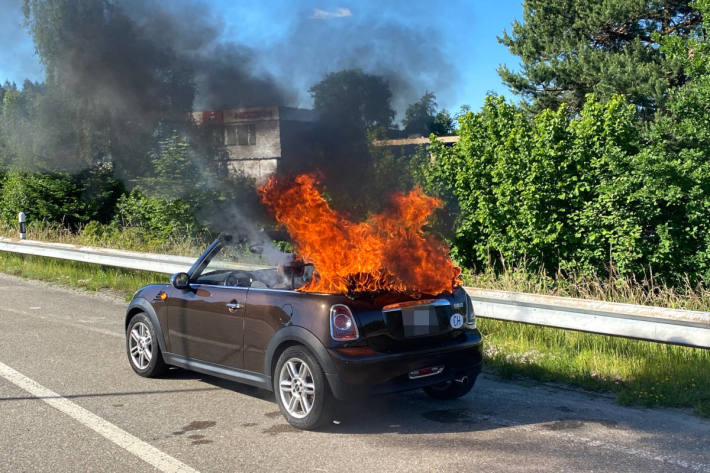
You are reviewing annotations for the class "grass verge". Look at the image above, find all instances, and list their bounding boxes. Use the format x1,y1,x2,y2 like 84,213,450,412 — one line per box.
1,250,709,417
478,319,710,417
0,251,166,300
0,220,208,256
465,268,710,417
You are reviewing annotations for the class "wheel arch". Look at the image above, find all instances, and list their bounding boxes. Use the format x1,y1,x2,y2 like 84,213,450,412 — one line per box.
125,298,168,354
264,326,337,393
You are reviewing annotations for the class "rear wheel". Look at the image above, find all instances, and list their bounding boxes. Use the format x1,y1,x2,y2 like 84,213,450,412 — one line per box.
423,373,477,400
273,346,333,430
126,312,168,377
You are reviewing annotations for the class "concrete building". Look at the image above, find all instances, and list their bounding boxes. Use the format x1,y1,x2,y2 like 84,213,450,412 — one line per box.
193,106,317,182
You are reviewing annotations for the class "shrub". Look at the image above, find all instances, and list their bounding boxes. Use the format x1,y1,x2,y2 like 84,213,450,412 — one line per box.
421,94,710,282
114,190,204,240
0,170,88,226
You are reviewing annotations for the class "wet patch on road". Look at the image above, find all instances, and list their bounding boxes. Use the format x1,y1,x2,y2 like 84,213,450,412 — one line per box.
545,418,619,430
555,405,573,413
191,439,213,445
262,424,302,436
187,434,213,445
172,420,217,435
421,408,496,425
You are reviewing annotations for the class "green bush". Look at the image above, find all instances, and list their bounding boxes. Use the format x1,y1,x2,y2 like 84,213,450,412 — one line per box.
0,165,121,228
421,93,710,282
0,170,88,226
114,190,204,240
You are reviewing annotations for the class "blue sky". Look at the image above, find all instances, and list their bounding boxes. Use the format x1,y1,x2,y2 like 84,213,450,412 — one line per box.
0,0,524,114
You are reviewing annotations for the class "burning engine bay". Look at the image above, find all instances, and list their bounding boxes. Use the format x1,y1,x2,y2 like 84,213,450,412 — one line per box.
257,173,463,298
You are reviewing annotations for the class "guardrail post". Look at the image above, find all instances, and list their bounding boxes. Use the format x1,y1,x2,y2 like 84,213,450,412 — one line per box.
18,212,26,239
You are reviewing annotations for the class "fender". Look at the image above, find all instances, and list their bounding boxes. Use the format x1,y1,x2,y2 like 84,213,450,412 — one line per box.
264,325,338,391
125,297,168,354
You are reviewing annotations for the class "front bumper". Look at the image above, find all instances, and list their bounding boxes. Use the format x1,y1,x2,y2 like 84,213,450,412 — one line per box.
324,329,483,400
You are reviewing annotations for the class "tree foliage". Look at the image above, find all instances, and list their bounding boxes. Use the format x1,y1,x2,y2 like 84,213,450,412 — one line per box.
499,0,702,114
402,92,455,136
420,90,710,281
19,0,195,177
0,169,112,226
309,69,395,131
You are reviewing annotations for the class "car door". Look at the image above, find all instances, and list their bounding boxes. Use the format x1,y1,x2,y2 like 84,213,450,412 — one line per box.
166,242,248,369
242,288,292,373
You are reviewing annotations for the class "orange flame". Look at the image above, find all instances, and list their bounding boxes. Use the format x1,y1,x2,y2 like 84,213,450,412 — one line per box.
258,174,462,295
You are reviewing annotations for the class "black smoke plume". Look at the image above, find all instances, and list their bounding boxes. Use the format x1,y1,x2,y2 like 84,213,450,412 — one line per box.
9,0,455,230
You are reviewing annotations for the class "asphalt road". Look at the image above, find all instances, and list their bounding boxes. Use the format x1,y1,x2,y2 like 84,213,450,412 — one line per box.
0,273,708,473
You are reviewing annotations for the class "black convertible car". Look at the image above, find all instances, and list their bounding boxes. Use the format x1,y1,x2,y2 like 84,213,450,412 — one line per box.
125,235,483,429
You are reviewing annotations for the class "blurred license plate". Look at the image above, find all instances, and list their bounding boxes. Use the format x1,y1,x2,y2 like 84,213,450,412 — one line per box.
401,308,437,337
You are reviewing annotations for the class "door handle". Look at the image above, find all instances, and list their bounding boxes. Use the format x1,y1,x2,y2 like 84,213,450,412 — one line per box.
226,301,242,312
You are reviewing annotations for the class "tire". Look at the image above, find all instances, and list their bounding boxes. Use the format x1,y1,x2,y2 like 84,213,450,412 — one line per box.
273,345,333,430
126,312,168,378
423,373,477,400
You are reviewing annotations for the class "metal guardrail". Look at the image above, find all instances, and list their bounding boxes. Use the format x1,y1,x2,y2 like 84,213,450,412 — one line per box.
467,289,710,349
0,238,270,274
1,237,709,349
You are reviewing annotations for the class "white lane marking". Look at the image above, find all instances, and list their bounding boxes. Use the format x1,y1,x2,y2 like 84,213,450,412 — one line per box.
0,360,199,473
0,306,122,339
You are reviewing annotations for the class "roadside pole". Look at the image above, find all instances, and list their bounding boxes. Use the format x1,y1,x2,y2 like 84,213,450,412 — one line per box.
18,212,26,239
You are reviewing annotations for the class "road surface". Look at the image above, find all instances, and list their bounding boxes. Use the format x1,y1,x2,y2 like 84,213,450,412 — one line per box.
0,273,708,473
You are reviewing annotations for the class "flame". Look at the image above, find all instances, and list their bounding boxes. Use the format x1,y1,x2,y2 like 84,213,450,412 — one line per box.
257,174,462,295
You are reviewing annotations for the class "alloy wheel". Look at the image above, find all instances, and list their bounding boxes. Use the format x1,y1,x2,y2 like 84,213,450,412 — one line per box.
129,321,153,370
278,357,316,419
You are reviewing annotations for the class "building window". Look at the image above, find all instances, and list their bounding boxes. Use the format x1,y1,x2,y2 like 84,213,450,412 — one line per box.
225,126,237,146
225,124,256,146
213,128,224,146
238,124,256,145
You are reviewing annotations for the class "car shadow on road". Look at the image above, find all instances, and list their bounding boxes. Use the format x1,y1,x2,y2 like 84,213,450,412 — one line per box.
173,368,621,436
168,367,276,402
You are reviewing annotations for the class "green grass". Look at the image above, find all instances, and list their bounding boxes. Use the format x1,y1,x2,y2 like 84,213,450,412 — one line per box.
1,240,709,417
464,267,710,417
478,319,710,417
0,220,208,256
0,251,167,300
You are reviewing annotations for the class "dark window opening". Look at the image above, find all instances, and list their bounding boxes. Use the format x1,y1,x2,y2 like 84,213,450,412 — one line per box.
225,124,256,146
213,128,224,145
225,126,237,145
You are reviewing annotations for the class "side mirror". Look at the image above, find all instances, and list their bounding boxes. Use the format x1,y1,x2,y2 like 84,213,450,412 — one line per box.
170,272,190,289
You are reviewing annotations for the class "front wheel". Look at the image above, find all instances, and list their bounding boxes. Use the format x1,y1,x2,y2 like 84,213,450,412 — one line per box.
126,312,168,377
273,346,333,430
423,373,477,400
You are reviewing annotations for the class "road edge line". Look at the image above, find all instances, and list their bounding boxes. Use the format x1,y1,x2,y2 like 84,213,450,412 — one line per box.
0,360,199,473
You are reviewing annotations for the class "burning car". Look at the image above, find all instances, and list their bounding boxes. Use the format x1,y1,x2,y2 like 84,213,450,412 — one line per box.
125,174,482,429
125,234,483,429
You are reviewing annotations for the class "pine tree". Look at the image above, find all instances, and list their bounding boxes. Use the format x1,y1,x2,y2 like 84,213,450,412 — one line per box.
498,0,702,115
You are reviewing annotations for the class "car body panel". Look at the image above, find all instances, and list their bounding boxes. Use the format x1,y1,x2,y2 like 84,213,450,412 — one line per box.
125,289,169,353
167,284,247,368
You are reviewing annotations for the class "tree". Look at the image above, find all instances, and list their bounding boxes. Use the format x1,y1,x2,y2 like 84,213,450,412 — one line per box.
0,170,89,226
403,92,437,136
309,69,395,131
498,0,702,114
402,92,455,136
430,110,455,136
21,0,195,178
